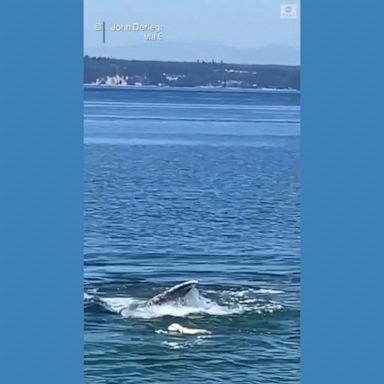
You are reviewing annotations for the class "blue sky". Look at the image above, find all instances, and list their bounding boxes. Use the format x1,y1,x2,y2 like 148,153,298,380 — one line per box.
84,0,300,64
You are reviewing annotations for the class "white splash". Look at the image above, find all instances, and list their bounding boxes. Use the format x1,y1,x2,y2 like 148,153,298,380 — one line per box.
84,286,284,319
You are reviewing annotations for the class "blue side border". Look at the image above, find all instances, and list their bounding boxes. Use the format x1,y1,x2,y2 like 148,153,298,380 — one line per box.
0,1,83,383
302,1,384,383
1,1,384,383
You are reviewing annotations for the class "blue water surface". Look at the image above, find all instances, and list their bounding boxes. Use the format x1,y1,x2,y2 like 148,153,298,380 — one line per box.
84,88,300,384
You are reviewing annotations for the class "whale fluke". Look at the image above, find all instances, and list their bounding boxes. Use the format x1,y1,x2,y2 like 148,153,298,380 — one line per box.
146,280,198,306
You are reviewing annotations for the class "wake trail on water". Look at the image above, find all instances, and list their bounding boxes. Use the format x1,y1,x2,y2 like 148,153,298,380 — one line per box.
84,286,284,319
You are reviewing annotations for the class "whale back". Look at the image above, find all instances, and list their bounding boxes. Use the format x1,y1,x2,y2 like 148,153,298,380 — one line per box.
146,280,198,306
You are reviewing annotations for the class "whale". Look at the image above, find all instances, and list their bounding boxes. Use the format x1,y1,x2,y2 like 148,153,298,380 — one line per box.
85,280,200,316
146,280,198,306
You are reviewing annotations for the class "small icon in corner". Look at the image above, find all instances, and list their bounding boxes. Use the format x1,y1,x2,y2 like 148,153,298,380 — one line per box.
280,4,297,19
94,22,106,44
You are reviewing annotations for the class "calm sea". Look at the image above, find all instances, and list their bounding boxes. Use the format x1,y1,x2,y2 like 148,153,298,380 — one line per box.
84,87,300,384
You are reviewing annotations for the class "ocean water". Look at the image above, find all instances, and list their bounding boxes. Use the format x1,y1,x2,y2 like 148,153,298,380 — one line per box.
84,88,300,384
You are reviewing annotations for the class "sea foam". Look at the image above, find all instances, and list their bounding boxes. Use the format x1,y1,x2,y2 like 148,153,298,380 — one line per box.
84,286,283,319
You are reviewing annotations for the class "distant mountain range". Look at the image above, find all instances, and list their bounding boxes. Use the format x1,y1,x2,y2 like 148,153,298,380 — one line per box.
85,41,300,66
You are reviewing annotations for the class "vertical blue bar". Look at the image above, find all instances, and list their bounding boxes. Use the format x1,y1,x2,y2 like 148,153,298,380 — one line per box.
302,1,384,383
0,1,83,383
102,21,106,44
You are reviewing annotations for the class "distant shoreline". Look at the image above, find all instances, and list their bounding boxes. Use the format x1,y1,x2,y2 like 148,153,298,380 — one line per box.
84,84,300,94
84,56,300,90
